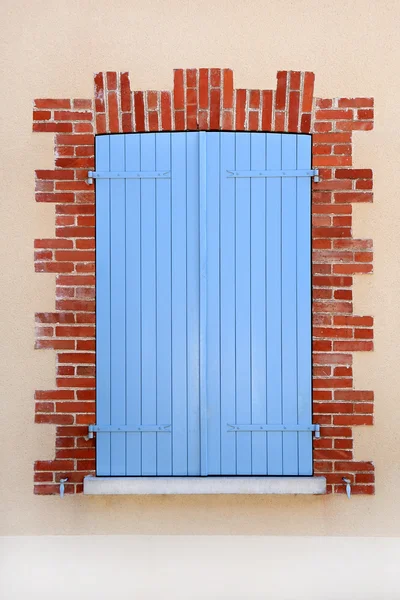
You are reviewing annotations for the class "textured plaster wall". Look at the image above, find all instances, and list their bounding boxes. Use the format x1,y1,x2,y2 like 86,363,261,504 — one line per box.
0,0,399,539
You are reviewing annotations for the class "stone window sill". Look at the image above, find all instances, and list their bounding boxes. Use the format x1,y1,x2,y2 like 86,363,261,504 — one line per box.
83,476,326,495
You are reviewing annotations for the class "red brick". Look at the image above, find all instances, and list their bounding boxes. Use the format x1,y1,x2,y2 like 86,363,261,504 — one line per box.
33,110,51,121
315,110,353,120
210,88,221,129
199,69,209,110
333,340,373,351
147,91,158,110
314,449,352,460
337,121,373,131
275,111,285,131
302,72,315,112
334,316,373,327
35,414,74,425
186,88,197,105
320,426,352,437
54,111,92,121
175,111,185,131
333,239,372,250
122,112,133,133
314,122,332,133
35,99,71,109
108,91,119,132
334,144,352,156
334,390,373,401
73,99,92,110
56,134,94,146
338,98,373,108
173,69,184,110
222,111,233,130
56,401,94,413
55,250,95,262
35,339,75,350
134,91,145,132
314,133,352,143
288,90,300,131
34,472,54,482
34,460,73,474
106,72,117,91
334,192,373,203
355,473,375,483
316,99,332,109
210,68,221,87
186,69,197,88
313,227,350,238
235,89,246,131
36,170,74,181
96,113,106,133
335,461,374,471
223,69,234,109
77,459,96,471
300,113,311,133
148,109,159,132
333,264,372,274
249,90,260,109
275,71,287,111
248,111,259,131
313,156,352,167
161,92,172,131
261,90,273,131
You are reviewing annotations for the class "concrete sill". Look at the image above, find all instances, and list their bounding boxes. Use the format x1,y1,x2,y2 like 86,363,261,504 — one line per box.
83,476,326,495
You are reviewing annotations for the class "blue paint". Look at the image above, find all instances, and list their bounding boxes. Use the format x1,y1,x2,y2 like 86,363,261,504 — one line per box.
95,132,313,477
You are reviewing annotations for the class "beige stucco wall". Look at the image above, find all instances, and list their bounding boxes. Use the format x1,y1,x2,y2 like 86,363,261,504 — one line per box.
1,0,400,559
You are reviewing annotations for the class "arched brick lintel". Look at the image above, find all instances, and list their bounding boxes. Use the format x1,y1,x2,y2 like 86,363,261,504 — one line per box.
33,68,375,495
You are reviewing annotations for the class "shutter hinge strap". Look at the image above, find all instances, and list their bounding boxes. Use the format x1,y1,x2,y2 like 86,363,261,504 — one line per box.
226,168,320,182
227,423,320,438
86,170,170,184
88,424,172,438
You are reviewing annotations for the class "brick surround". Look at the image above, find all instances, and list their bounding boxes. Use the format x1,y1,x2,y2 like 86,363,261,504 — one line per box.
33,69,374,495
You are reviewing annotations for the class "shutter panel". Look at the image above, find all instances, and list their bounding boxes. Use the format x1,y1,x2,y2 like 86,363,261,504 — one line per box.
206,132,313,476
95,131,313,477
95,133,201,476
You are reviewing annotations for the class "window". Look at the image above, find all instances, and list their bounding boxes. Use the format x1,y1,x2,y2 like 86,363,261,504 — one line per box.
92,131,315,477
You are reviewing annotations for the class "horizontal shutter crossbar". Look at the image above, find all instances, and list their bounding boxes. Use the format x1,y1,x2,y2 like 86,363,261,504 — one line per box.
227,423,320,437
87,170,170,182
88,424,171,438
226,169,319,181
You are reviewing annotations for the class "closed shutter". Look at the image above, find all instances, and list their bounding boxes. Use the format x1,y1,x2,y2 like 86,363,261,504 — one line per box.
93,131,315,477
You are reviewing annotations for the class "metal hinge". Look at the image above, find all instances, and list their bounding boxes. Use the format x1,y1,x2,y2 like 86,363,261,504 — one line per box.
86,170,171,184
88,424,172,438
227,169,320,182
227,423,320,438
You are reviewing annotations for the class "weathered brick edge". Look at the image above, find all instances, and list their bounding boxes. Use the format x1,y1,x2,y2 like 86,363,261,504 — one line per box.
33,69,374,495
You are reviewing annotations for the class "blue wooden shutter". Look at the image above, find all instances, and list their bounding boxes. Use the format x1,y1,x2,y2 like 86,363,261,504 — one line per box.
95,133,201,476
205,132,313,476
94,131,313,477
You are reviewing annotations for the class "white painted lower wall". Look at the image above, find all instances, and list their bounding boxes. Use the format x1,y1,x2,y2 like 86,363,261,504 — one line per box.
1,535,399,600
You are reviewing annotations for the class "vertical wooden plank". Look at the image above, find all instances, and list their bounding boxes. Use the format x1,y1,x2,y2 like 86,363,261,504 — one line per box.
95,135,111,476
125,133,142,475
220,132,237,475
171,133,189,475
187,132,201,475
205,132,220,475
296,134,313,475
281,134,299,475
109,134,126,475
250,133,267,475
235,132,252,475
266,133,283,475
140,133,157,475
155,133,173,475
